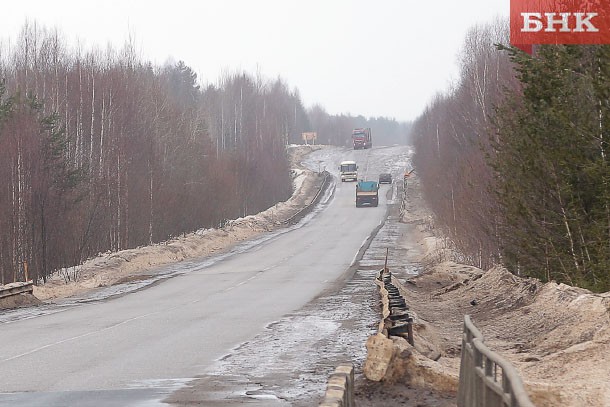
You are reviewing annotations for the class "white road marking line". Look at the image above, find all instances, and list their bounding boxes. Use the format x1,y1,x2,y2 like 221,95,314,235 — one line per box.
224,273,260,292
3,310,161,362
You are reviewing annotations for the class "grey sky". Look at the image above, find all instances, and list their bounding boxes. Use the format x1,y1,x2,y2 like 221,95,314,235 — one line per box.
1,0,508,121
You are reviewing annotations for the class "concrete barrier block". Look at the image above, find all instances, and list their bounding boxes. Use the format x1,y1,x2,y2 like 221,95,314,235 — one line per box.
320,364,354,406
323,388,346,406
335,364,354,382
327,374,348,391
334,364,354,407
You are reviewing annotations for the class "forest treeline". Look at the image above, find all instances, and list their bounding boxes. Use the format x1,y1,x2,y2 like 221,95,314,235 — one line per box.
0,22,408,285
308,104,411,147
411,20,610,292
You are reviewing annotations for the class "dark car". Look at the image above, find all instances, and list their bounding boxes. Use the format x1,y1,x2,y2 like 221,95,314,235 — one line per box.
379,173,392,184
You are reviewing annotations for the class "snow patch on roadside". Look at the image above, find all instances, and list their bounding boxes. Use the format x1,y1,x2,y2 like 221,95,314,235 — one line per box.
29,146,332,304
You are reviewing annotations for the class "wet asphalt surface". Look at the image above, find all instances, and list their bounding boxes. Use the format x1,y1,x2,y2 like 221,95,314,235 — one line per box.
169,167,424,406
0,146,416,407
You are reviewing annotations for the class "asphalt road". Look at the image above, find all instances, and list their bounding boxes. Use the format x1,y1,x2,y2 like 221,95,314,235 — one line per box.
0,145,411,406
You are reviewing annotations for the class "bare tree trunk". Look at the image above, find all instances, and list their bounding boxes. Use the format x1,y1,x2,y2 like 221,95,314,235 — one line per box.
599,97,610,253
451,185,457,236
116,152,121,251
53,30,60,111
89,70,95,177
557,183,580,275
16,137,25,283
65,73,70,159
77,60,84,168
148,158,154,245
99,93,106,176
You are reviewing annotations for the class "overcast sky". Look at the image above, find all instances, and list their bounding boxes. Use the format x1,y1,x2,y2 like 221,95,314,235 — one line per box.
1,0,508,122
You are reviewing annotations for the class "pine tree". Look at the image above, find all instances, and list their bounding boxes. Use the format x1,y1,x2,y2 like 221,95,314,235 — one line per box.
494,45,610,291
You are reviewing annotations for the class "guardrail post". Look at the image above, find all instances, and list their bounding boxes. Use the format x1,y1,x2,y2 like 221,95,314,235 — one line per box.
406,318,414,346
485,355,493,379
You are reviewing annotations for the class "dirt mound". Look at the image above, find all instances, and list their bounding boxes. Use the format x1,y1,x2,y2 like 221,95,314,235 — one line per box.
401,259,610,407
0,293,41,309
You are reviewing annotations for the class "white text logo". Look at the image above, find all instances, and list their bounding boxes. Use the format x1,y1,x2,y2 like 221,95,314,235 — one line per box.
521,12,599,33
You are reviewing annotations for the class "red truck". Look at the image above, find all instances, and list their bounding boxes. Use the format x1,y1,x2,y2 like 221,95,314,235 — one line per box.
352,128,372,150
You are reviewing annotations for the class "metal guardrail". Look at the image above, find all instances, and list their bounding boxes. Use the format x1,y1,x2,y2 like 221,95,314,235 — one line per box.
0,281,34,300
377,265,414,345
458,315,535,407
283,170,331,225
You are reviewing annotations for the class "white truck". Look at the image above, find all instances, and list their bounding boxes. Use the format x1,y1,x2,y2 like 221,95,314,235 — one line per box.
338,160,358,182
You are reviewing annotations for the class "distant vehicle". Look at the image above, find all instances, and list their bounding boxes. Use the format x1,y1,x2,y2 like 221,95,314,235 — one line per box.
356,180,379,207
379,173,392,184
338,160,358,182
352,128,372,150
